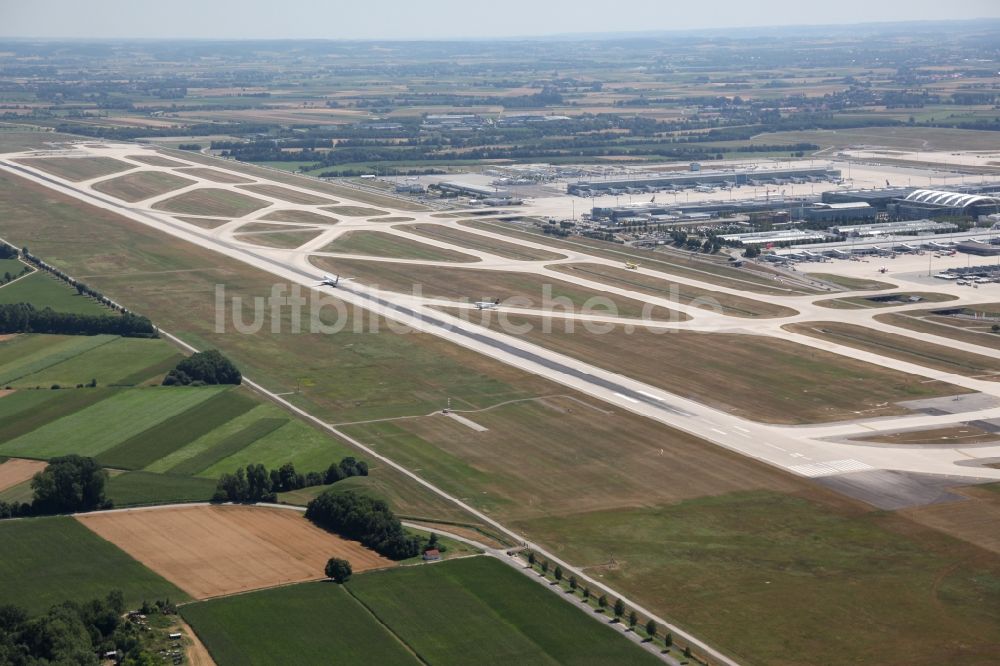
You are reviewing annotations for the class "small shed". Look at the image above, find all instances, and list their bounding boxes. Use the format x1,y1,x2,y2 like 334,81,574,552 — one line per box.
422,548,442,561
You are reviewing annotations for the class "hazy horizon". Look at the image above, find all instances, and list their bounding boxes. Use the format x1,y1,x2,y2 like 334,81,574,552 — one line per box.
3,0,999,41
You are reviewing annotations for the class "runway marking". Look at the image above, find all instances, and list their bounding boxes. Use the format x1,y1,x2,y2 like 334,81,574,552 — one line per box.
613,392,640,404
736,432,751,439
733,426,750,433
762,442,788,452
790,452,807,458
637,390,665,401
710,428,728,435
790,459,874,478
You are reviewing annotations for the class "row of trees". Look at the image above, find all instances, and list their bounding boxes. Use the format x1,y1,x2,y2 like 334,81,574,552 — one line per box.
525,551,687,656
306,490,421,560
163,349,241,386
19,247,133,317
0,455,111,520
212,457,369,503
0,303,157,338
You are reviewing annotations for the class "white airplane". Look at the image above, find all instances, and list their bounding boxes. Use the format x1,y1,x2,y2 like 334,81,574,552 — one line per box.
316,274,353,287
474,298,501,310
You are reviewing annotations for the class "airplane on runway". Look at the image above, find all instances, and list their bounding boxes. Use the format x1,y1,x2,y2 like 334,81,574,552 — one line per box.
625,261,639,270
316,274,353,287
475,298,501,310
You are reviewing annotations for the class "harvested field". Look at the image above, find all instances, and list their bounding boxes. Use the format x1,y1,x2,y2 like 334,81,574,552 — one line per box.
92,170,195,202
237,183,335,205
314,257,685,321
398,223,566,261
174,167,254,184
77,505,395,599
550,263,797,318
15,156,134,181
460,313,966,423
319,231,479,262
153,188,270,217
126,154,189,167
258,209,339,224
0,457,46,492
786,321,1000,379
321,205,389,217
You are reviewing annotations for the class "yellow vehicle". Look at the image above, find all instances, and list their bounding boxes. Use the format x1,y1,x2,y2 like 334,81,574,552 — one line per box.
624,261,639,270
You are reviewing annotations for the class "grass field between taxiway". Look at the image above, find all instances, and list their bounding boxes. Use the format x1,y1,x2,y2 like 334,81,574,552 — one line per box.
235,229,321,249
876,310,1000,351
549,262,798,318
513,489,1000,666
14,156,135,181
237,183,336,205
161,148,429,211
785,321,1000,378
0,516,188,614
0,271,109,315
462,218,816,295
805,272,897,291
398,223,566,261
91,169,196,203
815,291,957,309
454,311,966,423
313,256,687,321
258,209,339,224
152,187,271,217
320,230,479,262
182,556,661,666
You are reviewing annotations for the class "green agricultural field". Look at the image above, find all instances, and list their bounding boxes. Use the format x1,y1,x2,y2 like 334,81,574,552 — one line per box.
181,582,419,666
0,335,117,386
105,471,219,506
15,156,134,181
9,336,182,388
0,257,25,277
320,231,478,262
0,517,188,614
515,490,1000,666
97,389,257,469
183,557,659,666
167,417,287,476
0,388,113,444
92,170,196,202
349,556,662,665
152,187,270,217
0,271,109,314
198,417,356,478
0,386,227,460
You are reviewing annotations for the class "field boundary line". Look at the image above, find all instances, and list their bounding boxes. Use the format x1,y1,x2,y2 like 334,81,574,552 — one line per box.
340,582,431,665
154,328,742,666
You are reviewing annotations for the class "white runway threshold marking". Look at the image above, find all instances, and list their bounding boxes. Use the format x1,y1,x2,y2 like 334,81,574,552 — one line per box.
790,459,874,478
614,392,640,404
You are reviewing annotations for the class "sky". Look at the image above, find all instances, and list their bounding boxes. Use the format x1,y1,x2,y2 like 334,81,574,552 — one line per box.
2,0,999,40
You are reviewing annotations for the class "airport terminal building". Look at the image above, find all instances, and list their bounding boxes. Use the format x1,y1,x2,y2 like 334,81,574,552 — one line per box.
568,166,841,195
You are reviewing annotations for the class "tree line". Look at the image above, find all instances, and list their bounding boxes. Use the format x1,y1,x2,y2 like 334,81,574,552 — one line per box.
0,455,111,520
306,490,421,560
0,303,157,338
212,457,369,504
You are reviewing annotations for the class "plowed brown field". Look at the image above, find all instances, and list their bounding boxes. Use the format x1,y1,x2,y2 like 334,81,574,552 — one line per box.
0,458,46,492
77,505,394,599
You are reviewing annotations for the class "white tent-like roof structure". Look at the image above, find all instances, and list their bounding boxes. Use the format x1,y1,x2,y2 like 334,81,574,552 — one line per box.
904,189,1000,208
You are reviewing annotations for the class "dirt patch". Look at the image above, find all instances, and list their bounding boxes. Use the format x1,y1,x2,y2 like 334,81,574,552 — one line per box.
177,617,216,666
77,505,394,599
0,458,46,492
902,487,1000,554
0,334,18,343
